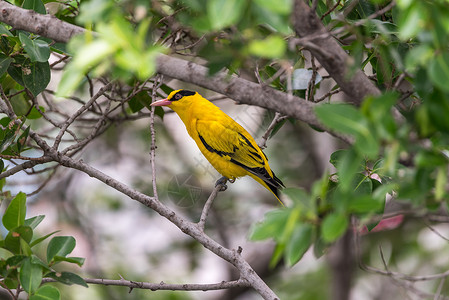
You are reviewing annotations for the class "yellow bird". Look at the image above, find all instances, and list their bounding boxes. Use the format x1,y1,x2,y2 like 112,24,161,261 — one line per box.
151,89,284,204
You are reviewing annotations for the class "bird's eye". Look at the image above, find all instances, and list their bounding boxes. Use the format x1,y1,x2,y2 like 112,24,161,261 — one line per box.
174,94,182,100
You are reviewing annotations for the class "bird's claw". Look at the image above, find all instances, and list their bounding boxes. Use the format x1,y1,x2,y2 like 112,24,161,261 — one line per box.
215,176,228,192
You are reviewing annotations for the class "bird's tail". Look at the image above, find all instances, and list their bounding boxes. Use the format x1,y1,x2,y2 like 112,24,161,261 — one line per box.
249,173,285,206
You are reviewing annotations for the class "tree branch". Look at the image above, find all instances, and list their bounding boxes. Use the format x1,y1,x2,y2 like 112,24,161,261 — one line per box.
42,277,250,292
21,128,280,299
0,0,84,42
292,0,381,105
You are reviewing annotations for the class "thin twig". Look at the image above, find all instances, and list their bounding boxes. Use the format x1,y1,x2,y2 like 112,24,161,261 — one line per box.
315,88,341,102
435,277,445,300
423,220,449,242
0,157,53,180
321,0,341,20
150,75,164,200
258,113,287,150
305,54,318,102
198,184,223,231
42,277,249,291
53,82,114,150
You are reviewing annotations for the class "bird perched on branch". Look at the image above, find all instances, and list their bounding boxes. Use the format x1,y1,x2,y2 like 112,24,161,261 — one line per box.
151,89,284,204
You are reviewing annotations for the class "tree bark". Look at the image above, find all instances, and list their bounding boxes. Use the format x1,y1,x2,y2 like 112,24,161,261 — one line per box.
327,230,355,300
292,0,381,105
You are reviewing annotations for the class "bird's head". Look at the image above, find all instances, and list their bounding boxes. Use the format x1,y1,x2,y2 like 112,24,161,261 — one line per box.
151,89,197,112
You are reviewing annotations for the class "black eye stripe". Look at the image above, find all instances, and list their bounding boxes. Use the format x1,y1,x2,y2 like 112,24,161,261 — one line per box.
171,90,195,101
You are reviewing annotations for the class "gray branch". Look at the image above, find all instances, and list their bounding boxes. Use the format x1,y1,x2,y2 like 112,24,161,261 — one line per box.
0,1,84,43
292,0,381,105
42,277,250,291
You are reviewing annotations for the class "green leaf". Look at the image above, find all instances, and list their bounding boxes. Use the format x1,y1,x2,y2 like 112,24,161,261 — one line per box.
282,188,313,212
249,209,290,241
426,90,449,132
415,150,449,168
47,236,76,263
321,213,348,242
269,243,285,268
0,24,13,37
3,192,27,230
285,224,313,266
19,257,42,294
315,104,365,135
313,237,328,259
57,39,116,97
0,119,21,154
30,285,61,300
27,106,45,119
47,271,88,287
153,106,165,120
336,149,364,192
6,254,27,268
352,173,373,196
435,166,447,201
248,35,286,59
53,256,85,267
270,119,287,138
22,0,47,14
19,34,51,62
429,52,449,93
9,93,31,118
398,2,424,40
347,195,384,213
207,0,246,30
23,61,51,96
20,237,32,256
315,103,378,157
30,255,51,272
4,226,33,254
253,0,292,15
17,126,30,153
30,230,60,248
8,60,26,86
0,54,13,77
129,91,151,113
252,3,291,34
329,149,347,169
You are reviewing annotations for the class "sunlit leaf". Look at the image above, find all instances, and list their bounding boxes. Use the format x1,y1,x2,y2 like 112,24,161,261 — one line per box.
207,0,246,30
253,0,292,15
248,35,286,59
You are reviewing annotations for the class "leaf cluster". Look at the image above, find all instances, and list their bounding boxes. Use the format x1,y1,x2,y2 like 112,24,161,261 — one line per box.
0,193,86,300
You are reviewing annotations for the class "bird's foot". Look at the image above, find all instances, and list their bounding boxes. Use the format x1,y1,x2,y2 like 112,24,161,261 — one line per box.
215,176,229,192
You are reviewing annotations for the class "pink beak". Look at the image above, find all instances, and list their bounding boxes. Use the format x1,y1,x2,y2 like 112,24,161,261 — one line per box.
151,98,172,106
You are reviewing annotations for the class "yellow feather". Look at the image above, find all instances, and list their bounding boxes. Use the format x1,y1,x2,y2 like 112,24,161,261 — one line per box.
152,89,284,204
